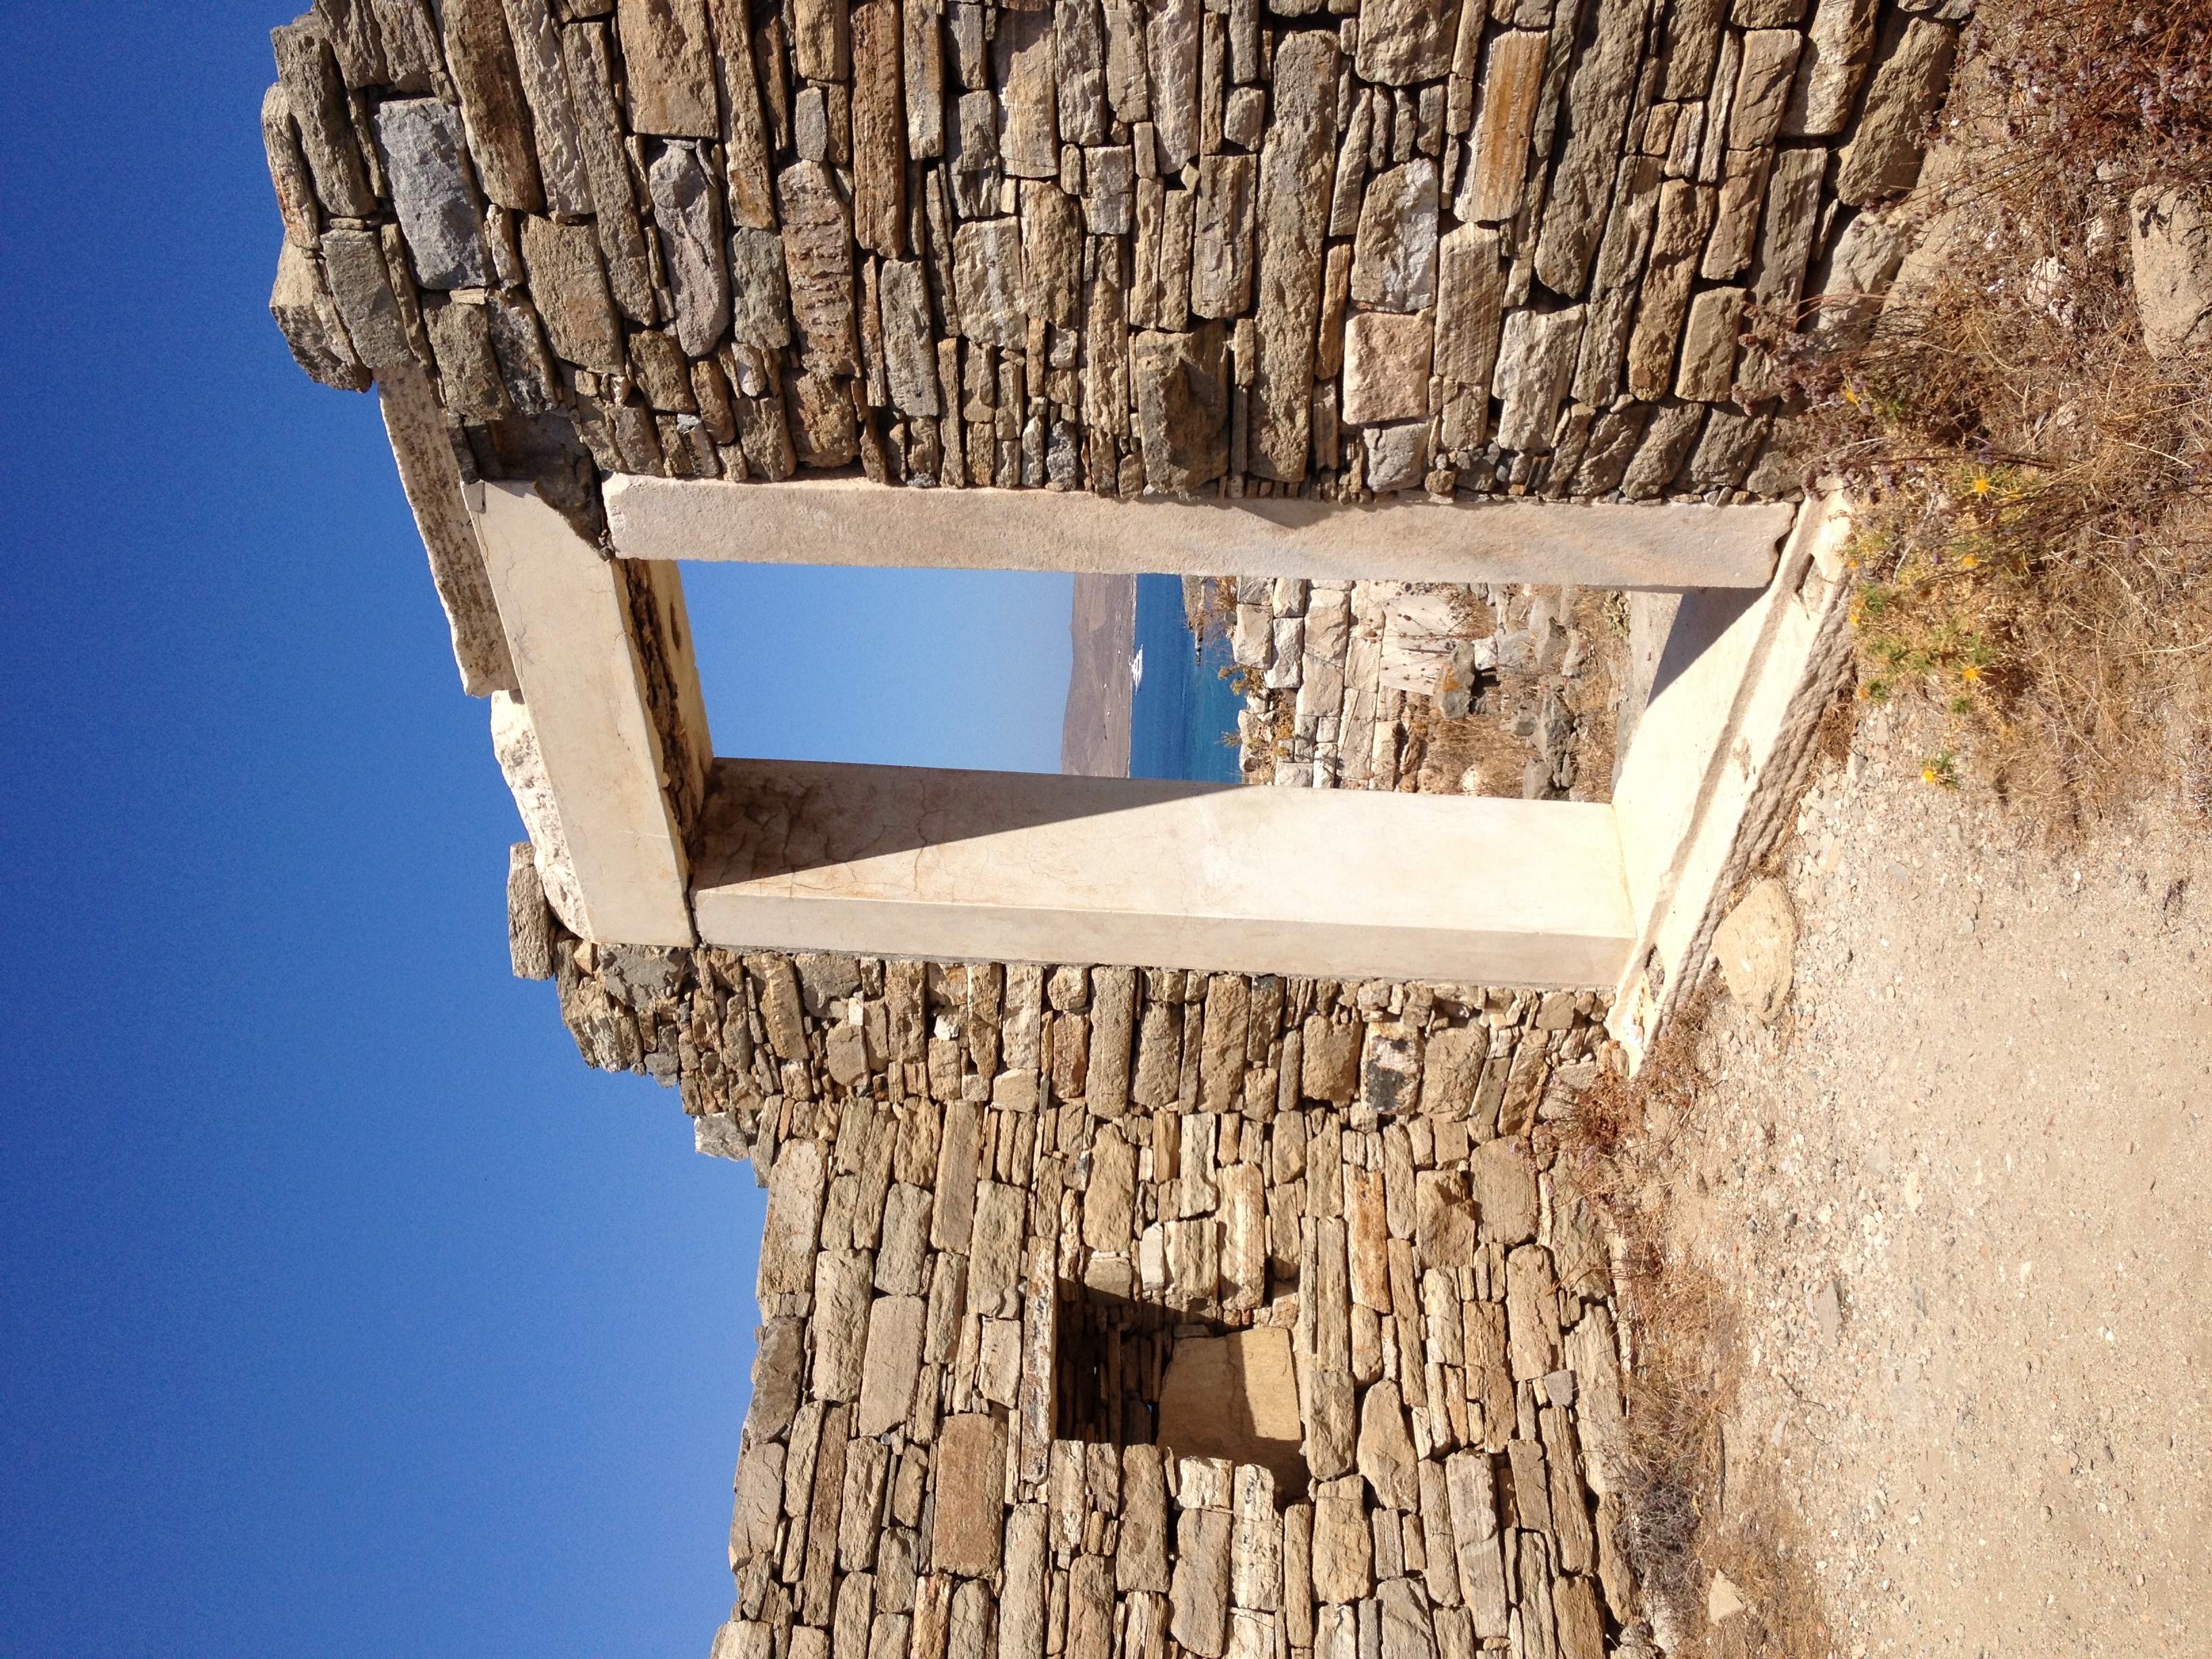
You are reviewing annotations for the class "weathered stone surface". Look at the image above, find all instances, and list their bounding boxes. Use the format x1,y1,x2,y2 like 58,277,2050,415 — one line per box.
1345,1166,1390,1310
1218,1162,1265,1310
729,226,795,350
1303,1024,1357,1111
1532,0,1649,297
968,1180,1027,1317
323,226,413,371
373,101,485,291
853,0,908,255
1355,0,1455,86
1021,182,1084,326
1118,1443,1172,1592
1197,975,1248,1109
931,1414,1007,1576
377,359,518,695
439,0,548,210
760,1139,827,1293
1714,874,1797,1019
856,1293,926,1434
562,20,659,322
955,219,1028,347
314,0,387,86
1412,1168,1474,1271
1310,1475,1371,1602
2131,185,2212,362
649,143,730,357
262,84,321,251
1341,311,1432,425
519,215,623,369
838,1437,890,1568
1493,305,1585,452
1443,1450,1506,1638
1000,1504,1048,1659
812,1247,876,1399
1351,159,1439,313
1459,30,1546,224
1836,16,1956,205
1057,0,1109,145
947,1578,996,1659
1750,145,1828,308
1785,0,1879,136
1565,1307,1625,1496
1356,1380,1419,1509
1626,180,1717,400
1378,1580,1437,1659
1661,0,1727,100
1102,0,1149,125
506,840,553,977
877,258,937,414
271,20,378,217
1147,0,1200,170
1363,421,1429,492
1132,182,1195,330
1306,1216,1355,1476
500,0,593,214
1470,1139,1536,1245
1065,1554,1114,1659
1676,285,1744,400
1621,398,1706,497
1281,1503,1314,1644
1729,29,1802,151
1193,155,1258,319
616,0,718,134
1248,30,1338,482
1702,146,1774,279
367,0,443,92
1504,1244,1561,1381
1084,144,1135,233
779,161,862,375
996,8,1061,179
1227,1463,1280,1611
875,1180,933,1293
731,1431,785,1561
1170,1506,1233,1656
1566,154,1662,405
1086,967,1136,1111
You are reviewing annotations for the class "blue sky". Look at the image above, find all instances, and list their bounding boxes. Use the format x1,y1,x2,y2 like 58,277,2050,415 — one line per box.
0,7,1069,1656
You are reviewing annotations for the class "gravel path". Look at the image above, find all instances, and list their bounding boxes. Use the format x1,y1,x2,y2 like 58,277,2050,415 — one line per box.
1656,706,2211,1656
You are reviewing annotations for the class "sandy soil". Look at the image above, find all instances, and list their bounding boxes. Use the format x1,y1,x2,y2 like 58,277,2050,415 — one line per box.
1652,704,2212,1656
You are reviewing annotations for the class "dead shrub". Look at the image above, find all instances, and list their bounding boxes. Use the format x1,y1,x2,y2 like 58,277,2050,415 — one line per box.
1763,0,2212,837
1553,979,1834,1658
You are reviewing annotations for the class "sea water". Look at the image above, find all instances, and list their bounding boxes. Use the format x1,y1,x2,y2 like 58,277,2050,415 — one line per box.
1129,575,1244,784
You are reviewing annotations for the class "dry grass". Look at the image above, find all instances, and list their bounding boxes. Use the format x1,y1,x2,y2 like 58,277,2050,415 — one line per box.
1762,0,2212,838
1551,985,1833,1657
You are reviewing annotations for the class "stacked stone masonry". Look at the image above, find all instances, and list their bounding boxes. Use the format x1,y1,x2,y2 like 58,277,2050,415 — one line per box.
524,905,1652,1657
1210,576,1618,796
266,0,1961,534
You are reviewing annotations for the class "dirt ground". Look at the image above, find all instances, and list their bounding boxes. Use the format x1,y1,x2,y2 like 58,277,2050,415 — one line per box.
1642,703,2212,1656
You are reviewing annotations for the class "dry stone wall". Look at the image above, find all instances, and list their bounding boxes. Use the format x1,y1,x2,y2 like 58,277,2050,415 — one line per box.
508,865,1652,1656
1212,577,1623,797
265,0,1961,534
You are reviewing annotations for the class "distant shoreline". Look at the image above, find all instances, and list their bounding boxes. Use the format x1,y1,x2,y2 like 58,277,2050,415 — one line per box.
1061,574,1135,777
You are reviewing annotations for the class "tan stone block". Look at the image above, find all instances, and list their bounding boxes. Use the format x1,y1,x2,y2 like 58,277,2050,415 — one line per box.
930,1414,1007,1576
1504,1246,1561,1381
856,1294,927,1435
1340,311,1433,425
1118,1443,1172,1593
1309,1475,1371,1603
